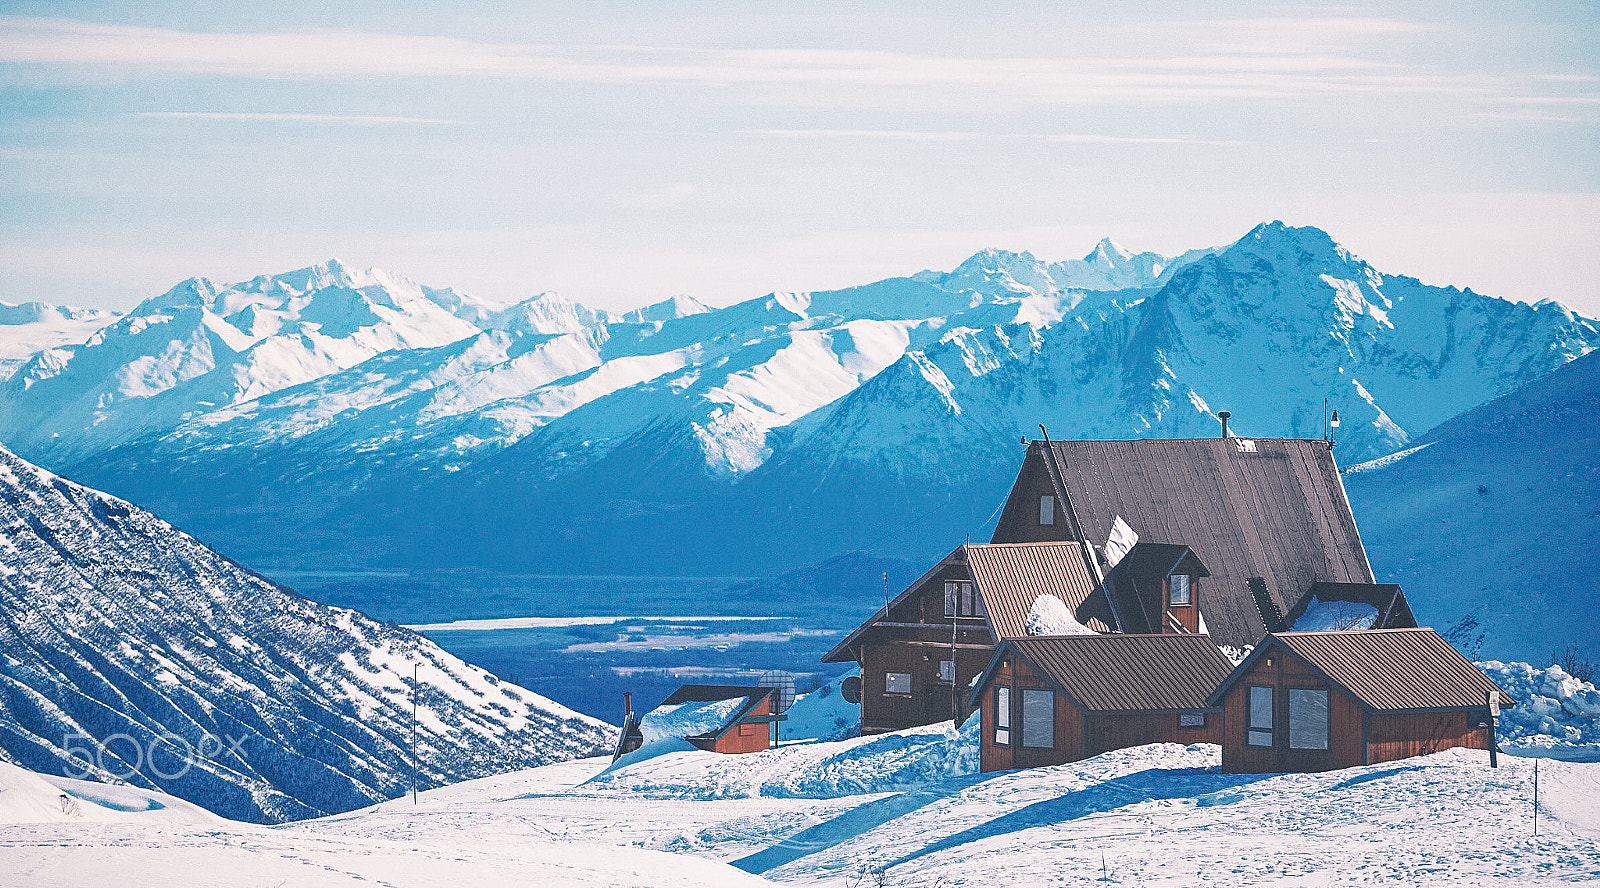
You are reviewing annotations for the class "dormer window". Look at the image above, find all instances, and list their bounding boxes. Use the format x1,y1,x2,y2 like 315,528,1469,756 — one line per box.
1168,574,1192,607
1039,495,1055,525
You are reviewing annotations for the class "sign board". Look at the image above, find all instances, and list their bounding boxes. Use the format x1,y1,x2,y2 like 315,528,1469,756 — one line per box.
1488,690,1500,717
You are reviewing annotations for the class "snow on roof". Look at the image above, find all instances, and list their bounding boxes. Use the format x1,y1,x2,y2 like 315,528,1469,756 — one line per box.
1025,593,1096,636
639,696,747,745
1290,597,1379,632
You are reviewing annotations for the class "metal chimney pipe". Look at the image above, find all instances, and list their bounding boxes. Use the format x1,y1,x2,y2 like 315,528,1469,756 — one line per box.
624,692,633,720
1218,411,1231,438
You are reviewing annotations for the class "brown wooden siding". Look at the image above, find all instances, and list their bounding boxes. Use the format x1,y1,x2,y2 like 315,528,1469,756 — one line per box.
705,696,772,754
1366,711,1490,764
862,635,992,735
1163,576,1201,634
980,658,1083,771
1083,711,1221,757
991,453,1076,544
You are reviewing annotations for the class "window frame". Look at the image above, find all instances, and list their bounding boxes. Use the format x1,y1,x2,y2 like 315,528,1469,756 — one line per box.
884,671,912,696
994,686,1011,746
938,660,955,684
1288,688,1330,751
1247,685,1274,747
1020,688,1056,749
944,580,979,618
1039,495,1055,525
1168,573,1192,607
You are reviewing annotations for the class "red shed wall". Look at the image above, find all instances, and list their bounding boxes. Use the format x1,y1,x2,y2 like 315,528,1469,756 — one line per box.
1083,710,1221,757
709,697,772,754
1220,650,1364,773
979,658,1083,772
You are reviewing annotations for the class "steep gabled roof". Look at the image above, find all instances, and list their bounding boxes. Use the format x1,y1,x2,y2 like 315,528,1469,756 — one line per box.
1018,437,1374,647
965,541,1108,637
821,541,1108,664
1208,628,1515,711
972,634,1234,712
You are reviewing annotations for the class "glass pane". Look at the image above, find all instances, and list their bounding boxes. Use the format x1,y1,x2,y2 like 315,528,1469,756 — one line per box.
973,589,986,617
939,660,955,683
995,727,1009,745
1169,574,1191,606
943,582,957,616
1249,686,1274,730
995,687,1010,728
885,672,911,694
960,583,974,616
1248,729,1273,747
1289,689,1330,750
1039,496,1054,525
1022,689,1055,748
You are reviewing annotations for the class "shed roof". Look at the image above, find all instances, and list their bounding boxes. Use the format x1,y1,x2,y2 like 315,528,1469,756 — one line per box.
975,634,1235,713
1099,543,1208,635
657,685,775,739
1032,437,1374,647
965,541,1106,638
1209,628,1515,711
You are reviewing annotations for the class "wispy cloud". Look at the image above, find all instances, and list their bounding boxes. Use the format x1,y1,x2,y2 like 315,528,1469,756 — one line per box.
0,15,1489,104
138,112,458,125
743,129,1247,146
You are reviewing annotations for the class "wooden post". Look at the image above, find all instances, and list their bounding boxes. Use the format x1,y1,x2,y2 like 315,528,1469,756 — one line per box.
1486,689,1499,768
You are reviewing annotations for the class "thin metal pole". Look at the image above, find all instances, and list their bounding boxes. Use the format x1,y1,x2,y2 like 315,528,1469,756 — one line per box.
1533,758,1539,837
409,665,416,806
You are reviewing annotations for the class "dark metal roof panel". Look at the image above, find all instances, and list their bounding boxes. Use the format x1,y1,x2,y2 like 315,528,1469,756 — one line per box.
1005,634,1235,712
1270,628,1514,710
964,542,1106,638
1046,438,1373,648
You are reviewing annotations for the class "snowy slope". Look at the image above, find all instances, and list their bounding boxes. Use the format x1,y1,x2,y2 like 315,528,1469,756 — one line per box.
1344,349,1600,664
0,444,611,823
0,300,119,381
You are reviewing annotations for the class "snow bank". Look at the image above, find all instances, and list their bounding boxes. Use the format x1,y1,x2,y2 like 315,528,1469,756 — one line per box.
1025,594,1095,636
1290,597,1378,631
1480,661,1600,759
589,716,981,800
638,696,745,746
781,670,860,742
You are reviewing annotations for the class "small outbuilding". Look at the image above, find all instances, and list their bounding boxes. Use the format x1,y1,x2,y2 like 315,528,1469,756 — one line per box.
1207,628,1515,773
968,634,1234,772
642,685,778,755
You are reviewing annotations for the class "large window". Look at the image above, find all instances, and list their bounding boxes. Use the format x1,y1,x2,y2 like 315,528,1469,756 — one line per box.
944,581,982,617
1168,574,1192,607
939,660,955,683
994,686,1011,746
1039,495,1055,525
1288,689,1330,750
1247,686,1274,747
1021,689,1055,748
885,672,911,695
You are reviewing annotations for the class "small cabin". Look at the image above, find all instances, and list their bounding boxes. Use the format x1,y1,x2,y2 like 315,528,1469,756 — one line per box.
1207,628,1515,773
968,634,1234,772
643,685,777,755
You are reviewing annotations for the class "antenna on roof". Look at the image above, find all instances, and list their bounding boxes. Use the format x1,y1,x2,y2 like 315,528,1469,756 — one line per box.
883,571,890,615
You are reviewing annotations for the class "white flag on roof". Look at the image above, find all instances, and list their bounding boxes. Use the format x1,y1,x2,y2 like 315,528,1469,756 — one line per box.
1105,515,1138,569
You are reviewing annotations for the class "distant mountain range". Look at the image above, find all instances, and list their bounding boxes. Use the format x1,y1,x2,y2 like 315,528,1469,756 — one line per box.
0,223,1594,581
0,443,610,823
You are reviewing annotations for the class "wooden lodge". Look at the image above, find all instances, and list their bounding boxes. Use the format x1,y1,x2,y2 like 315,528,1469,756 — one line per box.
652,685,778,755
969,634,1234,772
989,437,1418,649
1207,628,1515,773
826,435,1418,735
822,541,1100,735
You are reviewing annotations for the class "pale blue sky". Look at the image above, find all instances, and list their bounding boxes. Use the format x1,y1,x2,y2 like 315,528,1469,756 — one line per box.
2,2,1597,315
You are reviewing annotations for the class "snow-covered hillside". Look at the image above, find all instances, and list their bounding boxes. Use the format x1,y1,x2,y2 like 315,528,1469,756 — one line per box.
0,444,610,823
5,225,1595,578
1344,349,1600,664
0,299,119,381
12,723,1597,886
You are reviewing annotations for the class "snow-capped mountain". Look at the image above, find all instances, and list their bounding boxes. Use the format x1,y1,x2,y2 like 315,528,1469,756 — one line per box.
0,444,611,823
1343,348,1600,664
4,225,1596,579
0,299,120,381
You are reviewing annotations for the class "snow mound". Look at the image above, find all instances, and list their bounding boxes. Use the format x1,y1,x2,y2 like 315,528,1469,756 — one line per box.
1026,593,1096,636
639,697,745,745
1480,661,1600,759
1291,597,1379,631
781,669,861,742
0,761,219,825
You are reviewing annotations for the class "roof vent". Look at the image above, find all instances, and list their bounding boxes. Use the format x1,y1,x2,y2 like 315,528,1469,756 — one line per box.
1218,411,1231,438
1236,439,1257,453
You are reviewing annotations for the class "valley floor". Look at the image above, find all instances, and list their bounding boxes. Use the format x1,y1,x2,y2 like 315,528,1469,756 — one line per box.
4,727,1599,887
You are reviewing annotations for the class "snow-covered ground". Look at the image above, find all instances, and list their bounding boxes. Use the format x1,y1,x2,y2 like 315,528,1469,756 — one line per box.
7,717,1599,886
